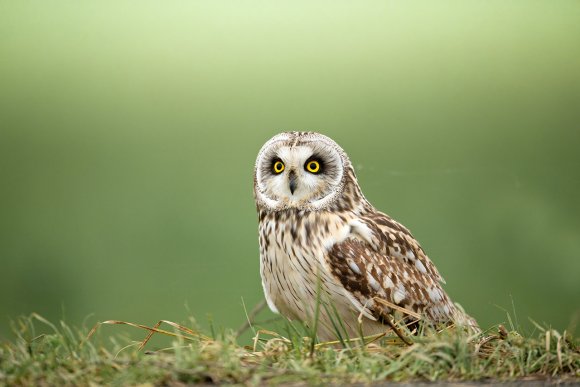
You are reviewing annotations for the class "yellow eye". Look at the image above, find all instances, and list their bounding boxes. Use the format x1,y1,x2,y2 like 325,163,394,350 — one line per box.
273,160,285,174
306,160,320,173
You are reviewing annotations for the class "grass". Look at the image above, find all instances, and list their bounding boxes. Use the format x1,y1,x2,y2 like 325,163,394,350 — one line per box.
0,311,578,386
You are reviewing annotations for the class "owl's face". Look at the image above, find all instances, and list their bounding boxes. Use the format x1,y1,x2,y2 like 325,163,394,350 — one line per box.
254,132,350,211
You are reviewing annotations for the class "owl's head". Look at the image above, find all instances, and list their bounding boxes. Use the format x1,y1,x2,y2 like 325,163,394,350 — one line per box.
254,132,354,211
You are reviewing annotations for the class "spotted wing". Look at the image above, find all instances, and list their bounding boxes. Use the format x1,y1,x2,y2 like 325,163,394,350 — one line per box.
326,211,457,324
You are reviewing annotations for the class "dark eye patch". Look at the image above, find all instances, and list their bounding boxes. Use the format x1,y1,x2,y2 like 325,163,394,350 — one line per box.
304,155,324,174
270,157,284,174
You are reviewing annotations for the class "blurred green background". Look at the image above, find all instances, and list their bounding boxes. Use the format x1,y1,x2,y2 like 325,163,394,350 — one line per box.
1,1,579,340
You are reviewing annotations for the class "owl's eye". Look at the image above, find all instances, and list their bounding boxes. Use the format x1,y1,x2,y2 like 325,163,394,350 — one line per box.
305,160,321,174
273,160,285,174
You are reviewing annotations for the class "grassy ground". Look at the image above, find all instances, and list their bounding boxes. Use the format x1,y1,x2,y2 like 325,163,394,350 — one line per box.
0,312,578,386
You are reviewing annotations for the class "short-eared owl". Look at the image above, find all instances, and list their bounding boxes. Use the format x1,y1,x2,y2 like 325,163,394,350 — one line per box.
254,132,478,340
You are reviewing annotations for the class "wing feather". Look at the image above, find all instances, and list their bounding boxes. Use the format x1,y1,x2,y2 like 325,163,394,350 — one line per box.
326,212,457,324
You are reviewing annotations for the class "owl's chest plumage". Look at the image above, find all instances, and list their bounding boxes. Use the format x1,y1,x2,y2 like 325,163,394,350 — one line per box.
259,210,345,318
257,209,385,339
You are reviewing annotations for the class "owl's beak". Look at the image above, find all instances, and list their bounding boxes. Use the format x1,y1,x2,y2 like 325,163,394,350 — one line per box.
288,171,298,195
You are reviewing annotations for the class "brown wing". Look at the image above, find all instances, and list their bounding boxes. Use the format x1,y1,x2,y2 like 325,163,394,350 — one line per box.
326,211,457,324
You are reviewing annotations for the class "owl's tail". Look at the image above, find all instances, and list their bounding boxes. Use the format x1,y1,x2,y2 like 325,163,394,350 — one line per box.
452,303,481,334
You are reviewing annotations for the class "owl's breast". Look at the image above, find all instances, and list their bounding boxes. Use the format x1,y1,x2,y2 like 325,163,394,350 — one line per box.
258,210,354,322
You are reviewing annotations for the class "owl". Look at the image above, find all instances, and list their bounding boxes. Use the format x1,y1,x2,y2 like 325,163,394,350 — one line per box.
254,132,479,342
